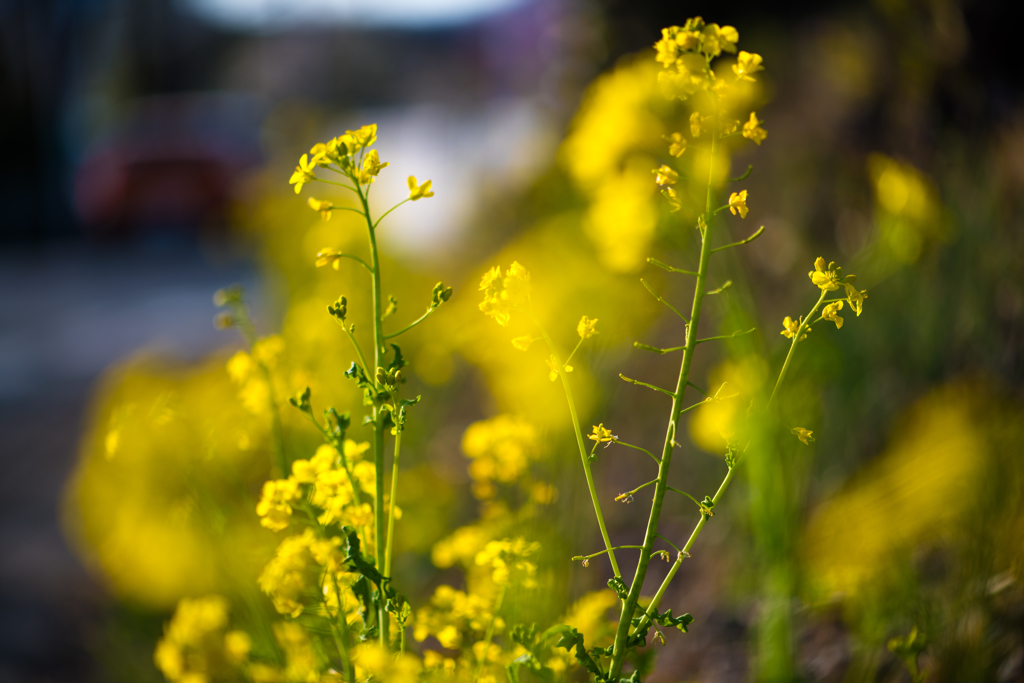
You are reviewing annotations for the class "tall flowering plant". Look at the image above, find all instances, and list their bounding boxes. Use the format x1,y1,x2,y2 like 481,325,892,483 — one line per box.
480,17,867,681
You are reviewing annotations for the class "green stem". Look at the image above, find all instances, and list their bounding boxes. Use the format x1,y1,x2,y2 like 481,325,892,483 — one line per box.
331,318,371,387
769,290,827,407
355,181,390,651
630,465,737,635
607,130,719,681
384,308,434,339
384,424,402,577
536,318,621,579
373,198,411,228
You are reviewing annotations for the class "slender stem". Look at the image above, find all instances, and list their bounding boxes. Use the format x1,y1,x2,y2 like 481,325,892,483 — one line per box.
384,308,434,339
769,290,827,407
695,328,756,344
327,206,369,219
329,252,374,274
641,278,689,322
355,181,390,650
313,178,358,192
616,479,658,499
631,465,737,636
384,424,402,577
373,198,411,229
536,318,621,578
612,440,660,465
711,225,765,253
575,546,645,561
328,572,356,682
608,129,719,681
331,318,371,379
564,337,585,367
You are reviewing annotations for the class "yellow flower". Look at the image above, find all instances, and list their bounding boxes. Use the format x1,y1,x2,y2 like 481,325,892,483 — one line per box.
288,154,316,194
809,257,841,291
346,123,377,151
255,478,300,532
577,315,598,339
588,423,616,445
690,111,707,137
780,316,807,340
314,248,346,270
655,28,681,67
791,427,815,445
732,51,764,81
355,149,388,185
822,300,844,329
742,112,767,145
652,165,678,187
511,336,534,351
701,23,739,57
223,630,252,664
664,132,687,157
845,282,866,316
545,355,572,382
407,176,434,201
307,197,333,221
661,186,682,212
728,190,749,218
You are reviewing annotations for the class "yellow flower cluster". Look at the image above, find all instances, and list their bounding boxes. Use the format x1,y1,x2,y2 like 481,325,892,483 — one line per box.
461,415,538,498
353,643,422,682
475,537,540,587
478,262,531,327
289,123,434,208
781,258,867,338
650,17,767,216
154,595,251,683
226,336,286,417
414,584,501,649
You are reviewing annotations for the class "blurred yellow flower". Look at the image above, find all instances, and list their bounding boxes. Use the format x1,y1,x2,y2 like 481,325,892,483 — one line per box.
407,175,434,201
780,316,807,340
577,315,599,339
791,427,815,445
479,262,532,327
845,283,866,316
511,335,534,351
742,112,767,145
255,478,300,532
545,355,572,382
690,111,707,137
732,50,764,81
306,197,333,221
355,149,388,185
822,301,844,329
652,165,678,187
728,190,749,218
701,23,739,56
665,131,687,157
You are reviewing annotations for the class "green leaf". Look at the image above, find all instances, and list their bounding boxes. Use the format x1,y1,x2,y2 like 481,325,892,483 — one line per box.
387,343,407,372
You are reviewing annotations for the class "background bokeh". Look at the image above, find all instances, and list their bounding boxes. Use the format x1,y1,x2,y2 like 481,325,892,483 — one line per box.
2,0,1023,681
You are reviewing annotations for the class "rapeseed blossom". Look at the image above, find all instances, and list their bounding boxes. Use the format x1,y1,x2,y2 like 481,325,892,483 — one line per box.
728,190,749,218
479,262,532,326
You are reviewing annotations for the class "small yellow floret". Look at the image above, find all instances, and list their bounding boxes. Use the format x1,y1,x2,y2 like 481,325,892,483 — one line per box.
408,176,434,201
577,315,599,339
742,112,767,145
728,190,749,218
307,197,333,221
733,51,764,81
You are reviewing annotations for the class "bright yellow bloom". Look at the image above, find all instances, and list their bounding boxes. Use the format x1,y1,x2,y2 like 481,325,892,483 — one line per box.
728,190,749,218
732,51,764,81
780,316,807,340
346,123,377,151
462,414,538,490
809,257,842,291
792,427,815,445
577,315,598,339
588,423,616,445
154,595,235,683
742,112,767,145
511,335,534,351
665,132,687,157
355,149,388,185
654,28,681,67
314,248,346,270
288,154,316,194
652,165,678,187
822,300,844,329
701,23,739,57
545,355,572,382
306,197,333,221
407,175,434,201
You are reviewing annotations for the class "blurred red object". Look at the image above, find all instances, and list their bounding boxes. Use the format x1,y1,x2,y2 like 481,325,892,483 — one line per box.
75,93,263,238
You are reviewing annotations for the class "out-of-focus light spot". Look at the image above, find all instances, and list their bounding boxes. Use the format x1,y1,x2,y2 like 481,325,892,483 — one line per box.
182,0,528,30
